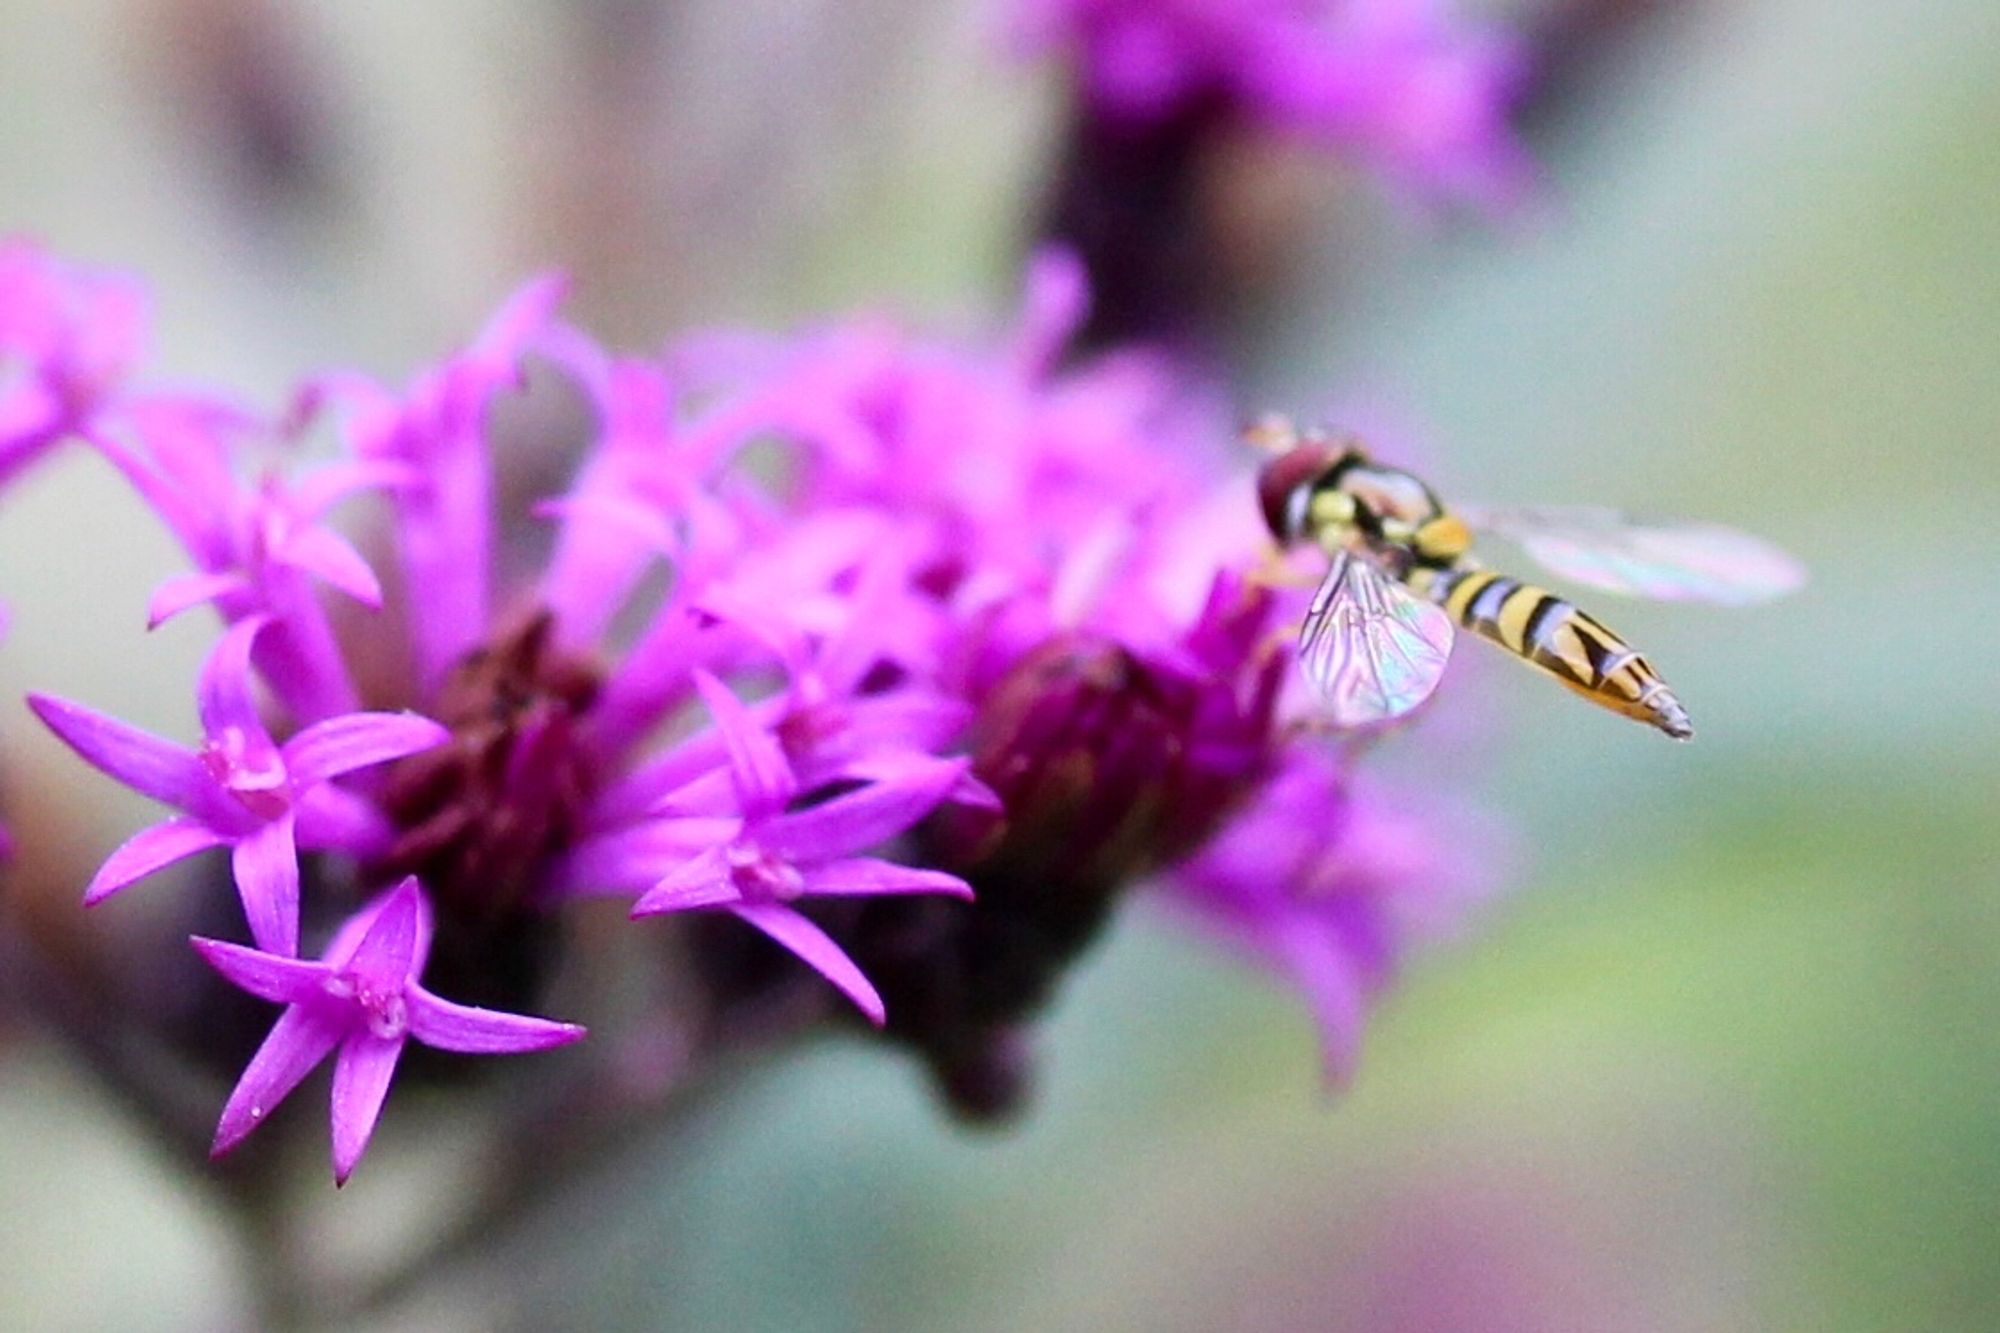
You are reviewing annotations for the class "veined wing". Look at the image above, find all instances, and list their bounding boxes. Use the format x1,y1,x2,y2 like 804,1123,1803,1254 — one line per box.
1297,550,1455,727
1455,504,1806,606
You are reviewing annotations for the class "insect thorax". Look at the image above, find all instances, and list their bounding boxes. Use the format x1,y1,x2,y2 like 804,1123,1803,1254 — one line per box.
1253,433,1472,569
1318,462,1470,571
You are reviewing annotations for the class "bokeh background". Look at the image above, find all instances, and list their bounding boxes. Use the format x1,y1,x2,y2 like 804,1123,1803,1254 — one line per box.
1,1,1996,1328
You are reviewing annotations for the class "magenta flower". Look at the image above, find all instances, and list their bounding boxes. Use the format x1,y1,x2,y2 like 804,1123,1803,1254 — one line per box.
13,242,1499,1169
114,431,409,724
0,238,148,489
30,616,449,955
1014,0,1532,205
1164,751,1504,1080
194,877,584,1183
605,673,975,1024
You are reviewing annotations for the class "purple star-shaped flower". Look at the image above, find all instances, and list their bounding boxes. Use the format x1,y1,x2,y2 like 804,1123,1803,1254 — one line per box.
1163,752,1502,1082
1013,0,1531,206
30,616,448,955
0,238,148,489
619,672,975,1023
193,876,585,1183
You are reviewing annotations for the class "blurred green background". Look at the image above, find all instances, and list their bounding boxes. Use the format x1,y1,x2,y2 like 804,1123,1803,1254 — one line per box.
1,1,1996,1328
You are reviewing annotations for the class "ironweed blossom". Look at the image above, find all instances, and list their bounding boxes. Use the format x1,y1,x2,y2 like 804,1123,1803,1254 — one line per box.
195,877,584,1184
1014,0,1533,205
30,616,448,955
1164,749,1504,1080
20,244,1487,1178
0,239,148,490
1015,0,1534,349
0,241,191,860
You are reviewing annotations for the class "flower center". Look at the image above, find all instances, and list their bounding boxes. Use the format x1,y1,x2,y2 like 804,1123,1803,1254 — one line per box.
325,971,409,1040
372,610,605,921
724,840,804,901
202,724,292,821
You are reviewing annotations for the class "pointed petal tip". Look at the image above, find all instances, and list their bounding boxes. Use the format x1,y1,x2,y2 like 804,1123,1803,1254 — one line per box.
1316,1056,1355,1099
209,1104,260,1161
145,570,246,630
953,774,1004,813
24,691,68,727
628,891,695,921
1314,1026,1361,1096
82,819,228,906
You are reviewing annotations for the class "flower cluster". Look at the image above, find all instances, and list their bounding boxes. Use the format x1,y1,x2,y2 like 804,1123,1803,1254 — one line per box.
1014,0,1532,206
1,244,157,861
18,240,1487,1179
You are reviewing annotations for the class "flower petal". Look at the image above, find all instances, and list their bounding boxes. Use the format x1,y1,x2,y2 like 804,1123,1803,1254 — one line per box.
211,1006,342,1159
834,752,1002,813
147,570,249,629
539,491,682,558
759,759,968,862
731,901,884,1025
321,877,435,971
341,878,426,991
281,711,449,787
197,615,274,743
1271,919,1368,1088
27,693,206,809
691,670,796,818
191,936,329,1004
231,815,300,956
84,817,228,905
277,524,383,607
790,691,972,780
629,848,738,916
554,818,742,900
287,457,417,518
293,784,394,857
593,712,741,825
798,857,974,900
406,988,587,1054
463,271,565,378
330,1034,405,1185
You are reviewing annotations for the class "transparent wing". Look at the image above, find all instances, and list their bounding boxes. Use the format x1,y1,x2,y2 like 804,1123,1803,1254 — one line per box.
1455,504,1806,606
1297,551,1455,727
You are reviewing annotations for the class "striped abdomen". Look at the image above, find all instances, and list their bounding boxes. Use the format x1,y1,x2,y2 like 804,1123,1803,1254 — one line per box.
1420,567,1693,739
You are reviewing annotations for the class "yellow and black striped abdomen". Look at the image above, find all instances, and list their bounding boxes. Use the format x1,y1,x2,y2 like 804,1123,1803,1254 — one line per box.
1422,567,1694,739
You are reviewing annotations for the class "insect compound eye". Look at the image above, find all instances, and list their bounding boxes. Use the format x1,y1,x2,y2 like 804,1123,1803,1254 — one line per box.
1255,443,1339,541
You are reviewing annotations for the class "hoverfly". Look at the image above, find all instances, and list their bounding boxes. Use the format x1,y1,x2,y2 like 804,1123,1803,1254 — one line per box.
1250,418,1804,740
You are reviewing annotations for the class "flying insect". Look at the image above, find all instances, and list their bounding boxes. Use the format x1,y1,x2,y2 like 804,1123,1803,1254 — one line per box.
1250,418,1805,739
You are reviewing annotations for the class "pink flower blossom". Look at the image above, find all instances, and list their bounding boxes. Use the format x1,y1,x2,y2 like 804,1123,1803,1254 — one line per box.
0,239,148,489
1015,0,1533,205
194,877,583,1183
603,672,976,1023
16,243,1496,1158
31,616,448,954
1164,750,1506,1079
